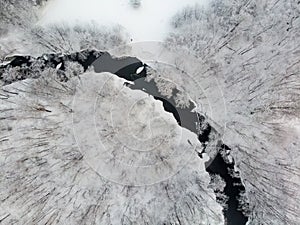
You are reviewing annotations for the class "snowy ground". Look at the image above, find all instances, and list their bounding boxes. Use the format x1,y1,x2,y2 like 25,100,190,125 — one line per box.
39,0,210,42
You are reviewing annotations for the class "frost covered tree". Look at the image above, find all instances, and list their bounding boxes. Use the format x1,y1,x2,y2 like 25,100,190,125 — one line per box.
0,0,299,224
27,22,127,54
0,1,126,60
0,0,43,33
165,0,300,224
0,70,225,225
0,0,48,61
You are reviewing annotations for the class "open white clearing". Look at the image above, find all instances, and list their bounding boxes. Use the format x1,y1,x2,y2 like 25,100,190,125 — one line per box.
40,0,209,42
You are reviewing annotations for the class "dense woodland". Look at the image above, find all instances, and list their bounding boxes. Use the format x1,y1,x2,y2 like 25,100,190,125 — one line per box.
165,1,300,224
0,0,299,224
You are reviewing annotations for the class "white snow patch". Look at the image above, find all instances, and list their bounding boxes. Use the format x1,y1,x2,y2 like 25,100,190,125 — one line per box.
39,0,209,42
55,62,62,70
136,65,144,74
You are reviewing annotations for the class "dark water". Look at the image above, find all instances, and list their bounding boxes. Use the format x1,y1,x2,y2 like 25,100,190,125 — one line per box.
206,144,248,225
1,50,249,224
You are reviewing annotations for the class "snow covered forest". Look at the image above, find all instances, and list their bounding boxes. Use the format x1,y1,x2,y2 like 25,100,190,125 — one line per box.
165,1,300,224
0,0,299,225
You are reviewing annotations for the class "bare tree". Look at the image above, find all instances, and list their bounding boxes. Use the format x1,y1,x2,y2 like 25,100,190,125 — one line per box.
28,22,127,54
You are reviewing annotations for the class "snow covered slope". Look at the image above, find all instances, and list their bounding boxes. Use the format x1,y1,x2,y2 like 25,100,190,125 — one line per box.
0,71,224,224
